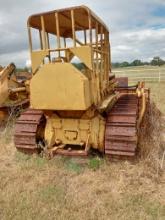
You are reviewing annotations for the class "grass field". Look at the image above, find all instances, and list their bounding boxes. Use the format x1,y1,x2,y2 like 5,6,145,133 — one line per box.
0,79,165,219
113,65,165,113
113,65,165,83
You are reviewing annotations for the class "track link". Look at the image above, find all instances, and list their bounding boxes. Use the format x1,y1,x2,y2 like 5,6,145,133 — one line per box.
14,109,45,154
105,94,139,157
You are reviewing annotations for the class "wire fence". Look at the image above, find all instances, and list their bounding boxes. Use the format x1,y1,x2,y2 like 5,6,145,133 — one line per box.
112,68,165,83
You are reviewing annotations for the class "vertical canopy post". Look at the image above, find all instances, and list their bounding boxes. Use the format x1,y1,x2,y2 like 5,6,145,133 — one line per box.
89,13,92,45
71,10,76,47
41,16,46,50
46,32,50,49
84,30,87,44
39,30,43,50
95,22,99,71
28,25,32,53
55,12,61,57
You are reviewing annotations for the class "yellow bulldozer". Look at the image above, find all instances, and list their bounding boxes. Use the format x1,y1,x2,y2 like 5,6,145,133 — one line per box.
14,6,149,158
0,63,29,123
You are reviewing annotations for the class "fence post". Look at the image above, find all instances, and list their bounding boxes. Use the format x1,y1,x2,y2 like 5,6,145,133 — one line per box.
159,68,161,83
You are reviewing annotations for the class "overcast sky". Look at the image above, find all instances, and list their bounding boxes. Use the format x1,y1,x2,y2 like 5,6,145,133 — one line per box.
0,0,165,67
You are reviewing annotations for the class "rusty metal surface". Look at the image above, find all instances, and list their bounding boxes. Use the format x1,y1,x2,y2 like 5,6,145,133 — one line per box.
55,149,88,157
116,77,128,87
14,109,45,154
105,94,139,157
115,87,138,94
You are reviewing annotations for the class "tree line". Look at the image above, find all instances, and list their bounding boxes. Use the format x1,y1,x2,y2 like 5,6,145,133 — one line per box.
112,57,165,68
15,56,165,72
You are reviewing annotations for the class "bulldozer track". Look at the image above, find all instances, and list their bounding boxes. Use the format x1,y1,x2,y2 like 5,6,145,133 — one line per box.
105,94,139,157
14,109,45,154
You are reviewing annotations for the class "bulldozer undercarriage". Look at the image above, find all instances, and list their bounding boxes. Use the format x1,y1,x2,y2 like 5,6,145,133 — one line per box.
14,86,148,158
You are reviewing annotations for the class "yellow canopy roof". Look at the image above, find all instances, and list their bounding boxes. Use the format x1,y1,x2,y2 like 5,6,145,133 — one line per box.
28,5,109,37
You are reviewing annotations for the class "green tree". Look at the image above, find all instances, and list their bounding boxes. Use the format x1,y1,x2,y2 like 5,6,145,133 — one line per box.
120,61,130,67
131,60,143,66
112,62,120,68
151,57,165,66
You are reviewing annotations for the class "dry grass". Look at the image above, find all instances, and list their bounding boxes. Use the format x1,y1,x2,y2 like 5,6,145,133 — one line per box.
146,82,165,113
0,84,165,220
